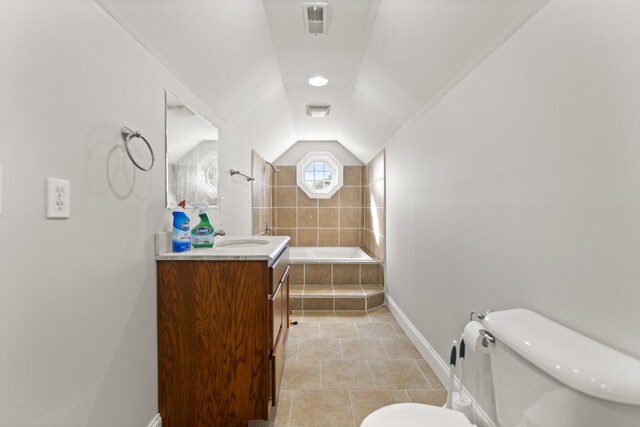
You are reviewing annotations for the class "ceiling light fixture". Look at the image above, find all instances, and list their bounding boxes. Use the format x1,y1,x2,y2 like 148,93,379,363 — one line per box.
308,75,328,87
305,105,331,118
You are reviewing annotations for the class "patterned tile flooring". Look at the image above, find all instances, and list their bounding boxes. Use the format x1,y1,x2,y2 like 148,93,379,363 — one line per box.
268,306,447,427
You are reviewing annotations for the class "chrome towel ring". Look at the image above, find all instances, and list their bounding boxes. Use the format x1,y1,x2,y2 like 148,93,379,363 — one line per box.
121,127,155,171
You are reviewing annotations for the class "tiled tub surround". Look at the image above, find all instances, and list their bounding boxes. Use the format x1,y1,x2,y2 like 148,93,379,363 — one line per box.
272,165,365,247
251,150,274,236
289,262,384,311
268,307,446,427
364,150,385,263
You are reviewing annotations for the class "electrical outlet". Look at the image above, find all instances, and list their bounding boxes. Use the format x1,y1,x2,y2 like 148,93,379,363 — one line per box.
46,178,70,219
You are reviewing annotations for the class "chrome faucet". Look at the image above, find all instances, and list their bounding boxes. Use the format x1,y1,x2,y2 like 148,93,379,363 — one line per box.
264,224,272,235
214,229,225,238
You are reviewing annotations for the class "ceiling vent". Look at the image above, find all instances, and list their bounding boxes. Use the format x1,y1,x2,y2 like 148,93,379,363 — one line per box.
306,105,331,118
303,2,329,35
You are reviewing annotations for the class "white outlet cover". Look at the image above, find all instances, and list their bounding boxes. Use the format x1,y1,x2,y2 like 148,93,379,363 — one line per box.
46,178,70,219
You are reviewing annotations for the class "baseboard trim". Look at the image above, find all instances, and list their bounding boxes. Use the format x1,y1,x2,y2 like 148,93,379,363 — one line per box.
147,413,161,427
385,294,497,427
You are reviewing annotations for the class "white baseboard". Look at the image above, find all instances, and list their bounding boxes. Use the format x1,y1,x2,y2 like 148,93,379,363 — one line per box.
385,294,497,427
147,413,161,427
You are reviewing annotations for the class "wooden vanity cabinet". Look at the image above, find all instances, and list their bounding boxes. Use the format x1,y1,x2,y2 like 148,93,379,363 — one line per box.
157,246,289,427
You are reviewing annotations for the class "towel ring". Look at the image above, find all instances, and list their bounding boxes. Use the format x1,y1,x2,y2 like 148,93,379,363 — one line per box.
121,127,155,171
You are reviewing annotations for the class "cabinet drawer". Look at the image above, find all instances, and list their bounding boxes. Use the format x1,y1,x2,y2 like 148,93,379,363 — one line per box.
270,280,283,349
270,247,289,293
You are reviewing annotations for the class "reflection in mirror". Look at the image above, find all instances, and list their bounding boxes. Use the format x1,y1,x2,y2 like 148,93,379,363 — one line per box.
165,90,219,208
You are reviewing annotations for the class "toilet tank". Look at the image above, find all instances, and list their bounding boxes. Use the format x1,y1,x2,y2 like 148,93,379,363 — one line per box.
482,309,640,427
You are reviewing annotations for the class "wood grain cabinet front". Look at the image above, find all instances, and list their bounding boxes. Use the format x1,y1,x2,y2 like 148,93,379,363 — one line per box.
157,246,290,427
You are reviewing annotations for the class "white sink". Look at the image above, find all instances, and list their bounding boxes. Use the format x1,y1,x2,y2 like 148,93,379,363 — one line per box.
216,238,270,248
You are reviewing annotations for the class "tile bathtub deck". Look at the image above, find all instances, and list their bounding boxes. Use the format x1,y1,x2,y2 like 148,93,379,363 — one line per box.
269,306,447,427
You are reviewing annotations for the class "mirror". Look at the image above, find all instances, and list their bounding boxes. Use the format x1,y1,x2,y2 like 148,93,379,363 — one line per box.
165,90,219,208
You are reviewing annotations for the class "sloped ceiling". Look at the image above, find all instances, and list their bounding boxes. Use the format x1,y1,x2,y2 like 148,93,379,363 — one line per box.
95,0,548,163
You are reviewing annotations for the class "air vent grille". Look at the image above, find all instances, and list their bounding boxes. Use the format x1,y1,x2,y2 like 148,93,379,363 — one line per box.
303,2,328,35
306,105,331,118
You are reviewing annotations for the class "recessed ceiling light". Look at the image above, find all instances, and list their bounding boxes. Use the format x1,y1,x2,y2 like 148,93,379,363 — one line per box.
308,75,328,87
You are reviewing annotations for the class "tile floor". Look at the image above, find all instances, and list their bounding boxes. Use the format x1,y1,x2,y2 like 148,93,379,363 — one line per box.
269,306,447,427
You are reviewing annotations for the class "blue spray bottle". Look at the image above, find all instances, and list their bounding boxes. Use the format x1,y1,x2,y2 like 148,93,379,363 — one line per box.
172,200,191,252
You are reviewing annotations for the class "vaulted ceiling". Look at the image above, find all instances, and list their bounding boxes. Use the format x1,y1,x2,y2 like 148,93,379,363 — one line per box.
95,0,548,162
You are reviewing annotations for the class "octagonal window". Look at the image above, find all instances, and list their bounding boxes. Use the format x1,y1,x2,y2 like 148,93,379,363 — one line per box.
297,152,343,199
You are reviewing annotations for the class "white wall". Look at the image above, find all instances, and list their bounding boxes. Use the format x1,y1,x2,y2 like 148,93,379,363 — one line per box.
386,0,640,422
274,140,364,165
0,1,253,426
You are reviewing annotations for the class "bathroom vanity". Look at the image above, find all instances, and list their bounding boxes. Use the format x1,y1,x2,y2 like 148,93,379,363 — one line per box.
155,236,290,427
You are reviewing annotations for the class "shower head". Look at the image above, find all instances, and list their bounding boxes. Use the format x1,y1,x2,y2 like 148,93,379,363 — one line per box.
266,162,279,173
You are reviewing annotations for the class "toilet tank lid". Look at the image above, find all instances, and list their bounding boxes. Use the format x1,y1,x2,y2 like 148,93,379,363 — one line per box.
482,309,640,406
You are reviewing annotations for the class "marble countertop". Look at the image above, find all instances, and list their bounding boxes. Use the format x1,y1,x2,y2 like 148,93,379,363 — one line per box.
155,235,290,262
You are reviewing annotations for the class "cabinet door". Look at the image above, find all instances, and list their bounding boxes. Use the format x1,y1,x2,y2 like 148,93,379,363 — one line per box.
270,329,285,407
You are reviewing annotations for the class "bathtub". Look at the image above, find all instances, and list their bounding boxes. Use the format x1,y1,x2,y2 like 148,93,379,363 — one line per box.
289,246,377,264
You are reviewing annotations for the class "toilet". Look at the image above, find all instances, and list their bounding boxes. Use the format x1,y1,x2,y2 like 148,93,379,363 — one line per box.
362,309,640,427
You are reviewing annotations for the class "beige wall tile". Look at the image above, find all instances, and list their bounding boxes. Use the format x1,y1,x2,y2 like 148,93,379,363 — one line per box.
290,264,304,285
318,208,338,228
361,264,381,285
318,229,339,246
303,286,333,297
319,192,339,207
372,179,385,209
275,186,297,207
276,208,296,228
304,264,331,285
343,166,362,186
290,297,302,310
367,151,385,184
303,297,333,310
297,187,317,207
339,229,360,247
340,208,362,228
333,286,365,295
275,228,297,246
333,264,360,285
298,207,318,228
276,166,296,186
335,298,365,310
297,229,318,246
339,187,362,207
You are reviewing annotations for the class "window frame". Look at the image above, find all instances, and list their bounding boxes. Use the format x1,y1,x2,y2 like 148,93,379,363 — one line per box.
296,152,344,199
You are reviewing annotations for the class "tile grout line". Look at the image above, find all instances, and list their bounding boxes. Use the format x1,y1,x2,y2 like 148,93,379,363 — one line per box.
413,358,436,390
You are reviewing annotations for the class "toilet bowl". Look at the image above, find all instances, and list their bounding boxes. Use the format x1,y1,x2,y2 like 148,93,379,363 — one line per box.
361,402,473,427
